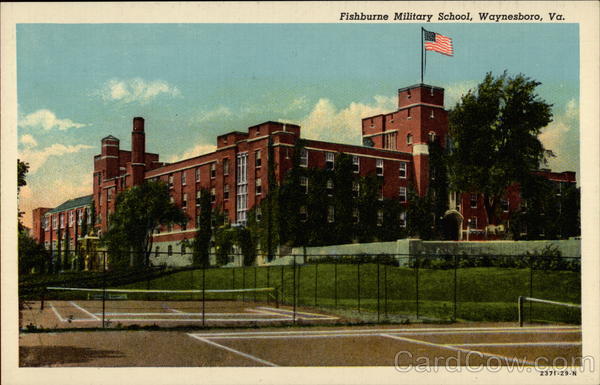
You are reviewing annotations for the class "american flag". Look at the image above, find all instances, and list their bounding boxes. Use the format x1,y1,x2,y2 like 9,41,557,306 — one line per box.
424,30,453,56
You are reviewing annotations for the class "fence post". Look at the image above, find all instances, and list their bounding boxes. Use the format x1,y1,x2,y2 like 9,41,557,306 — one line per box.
384,262,388,319
334,260,338,307
293,255,297,324
102,250,107,329
377,256,380,322
202,260,206,326
453,254,458,322
254,266,257,302
518,296,524,327
415,253,419,320
357,262,361,313
314,260,318,306
529,255,534,321
297,257,301,307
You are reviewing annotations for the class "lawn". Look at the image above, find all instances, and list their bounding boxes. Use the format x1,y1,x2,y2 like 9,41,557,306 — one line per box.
118,263,580,323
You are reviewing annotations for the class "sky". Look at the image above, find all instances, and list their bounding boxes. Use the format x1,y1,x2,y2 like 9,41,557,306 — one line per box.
16,23,580,228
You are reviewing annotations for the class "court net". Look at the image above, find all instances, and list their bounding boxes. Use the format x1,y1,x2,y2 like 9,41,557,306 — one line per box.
41,286,279,311
518,296,581,326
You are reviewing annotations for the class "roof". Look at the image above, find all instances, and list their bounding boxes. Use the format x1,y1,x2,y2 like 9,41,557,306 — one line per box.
398,83,445,93
102,135,120,141
47,194,93,214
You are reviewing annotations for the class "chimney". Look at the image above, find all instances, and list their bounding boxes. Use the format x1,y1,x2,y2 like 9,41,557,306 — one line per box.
131,117,146,186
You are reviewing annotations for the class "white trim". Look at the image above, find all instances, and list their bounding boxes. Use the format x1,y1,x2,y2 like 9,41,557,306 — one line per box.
304,146,410,163
130,162,146,166
188,335,278,367
145,159,218,179
362,129,398,139
100,155,119,159
101,143,120,147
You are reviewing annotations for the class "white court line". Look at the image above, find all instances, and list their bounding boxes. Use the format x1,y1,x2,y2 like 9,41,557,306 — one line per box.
247,308,292,318
207,334,380,340
188,334,278,367
380,333,536,366
189,325,580,338
162,305,183,313
97,318,294,322
449,341,582,347
49,304,66,322
256,307,339,320
69,301,101,321
94,312,275,317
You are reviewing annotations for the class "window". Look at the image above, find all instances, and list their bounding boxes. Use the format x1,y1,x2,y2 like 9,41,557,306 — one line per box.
470,194,478,208
407,108,412,119
255,127,260,136
352,208,360,224
167,245,172,256
325,152,335,170
376,159,384,176
501,199,509,213
170,196,174,204
224,184,230,200
430,109,435,119
399,211,407,228
469,216,478,229
210,163,216,179
182,171,187,186
236,153,248,225
255,150,261,168
107,189,112,203
377,210,384,226
406,134,413,145
429,131,436,142
223,158,229,175
168,174,174,189
210,188,216,203
196,190,201,206
195,167,201,182
430,86,434,96
69,211,74,226
399,187,407,203
52,216,58,230
77,210,83,225
300,176,308,194
379,185,384,201
399,162,407,179
98,193,102,207
300,149,308,167
326,179,334,196
255,178,262,195
299,206,307,222
407,89,411,99
195,215,201,228
223,210,230,225
60,214,65,228
352,156,360,173
182,193,188,209
86,208,91,223
327,206,335,223
256,207,262,222
352,181,360,198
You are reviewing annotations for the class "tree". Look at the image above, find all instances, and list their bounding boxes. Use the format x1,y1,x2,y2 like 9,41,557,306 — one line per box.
17,160,30,230
18,231,49,274
103,181,187,268
448,72,553,226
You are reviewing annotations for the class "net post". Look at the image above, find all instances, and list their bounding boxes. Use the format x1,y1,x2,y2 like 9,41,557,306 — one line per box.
202,259,206,327
518,296,524,327
529,255,534,322
334,259,338,308
384,260,388,319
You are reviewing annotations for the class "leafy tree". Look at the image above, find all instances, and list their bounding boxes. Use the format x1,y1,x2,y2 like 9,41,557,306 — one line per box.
18,230,49,274
406,185,435,239
448,72,553,226
103,181,187,267
333,154,354,244
17,160,30,230
192,188,212,266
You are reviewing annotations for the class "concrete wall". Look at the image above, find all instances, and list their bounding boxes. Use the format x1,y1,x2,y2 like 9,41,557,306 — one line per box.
285,238,580,266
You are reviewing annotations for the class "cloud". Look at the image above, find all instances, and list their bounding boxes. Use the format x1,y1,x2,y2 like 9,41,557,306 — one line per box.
539,98,579,173
292,95,396,145
442,80,479,109
19,134,38,148
196,106,232,123
167,143,217,163
19,109,86,131
100,78,180,104
19,143,93,173
282,96,308,113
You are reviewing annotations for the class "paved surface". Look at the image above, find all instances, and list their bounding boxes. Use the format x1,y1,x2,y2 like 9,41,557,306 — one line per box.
19,324,582,367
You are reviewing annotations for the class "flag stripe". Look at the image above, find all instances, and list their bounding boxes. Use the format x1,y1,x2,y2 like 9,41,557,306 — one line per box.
424,31,453,56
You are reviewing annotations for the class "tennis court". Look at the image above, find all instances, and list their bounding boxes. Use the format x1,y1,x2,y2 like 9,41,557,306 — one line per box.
19,324,582,367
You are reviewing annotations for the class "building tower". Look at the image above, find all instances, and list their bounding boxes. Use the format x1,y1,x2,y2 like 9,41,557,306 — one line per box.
131,117,146,186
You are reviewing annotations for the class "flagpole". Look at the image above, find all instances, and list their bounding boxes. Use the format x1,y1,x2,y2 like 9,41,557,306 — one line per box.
421,27,424,84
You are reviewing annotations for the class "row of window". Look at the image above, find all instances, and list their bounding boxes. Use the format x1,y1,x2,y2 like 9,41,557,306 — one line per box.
44,208,92,231
296,205,407,227
467,194,510,212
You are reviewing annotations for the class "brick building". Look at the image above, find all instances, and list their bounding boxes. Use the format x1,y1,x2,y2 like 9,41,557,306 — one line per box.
32,83,577,263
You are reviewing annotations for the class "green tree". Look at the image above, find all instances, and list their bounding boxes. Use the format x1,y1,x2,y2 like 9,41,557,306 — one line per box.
333,153,354,244
103,181,187,267
17,160,30,231
448,72,553,226
18,230,49,274
192,188,212,266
